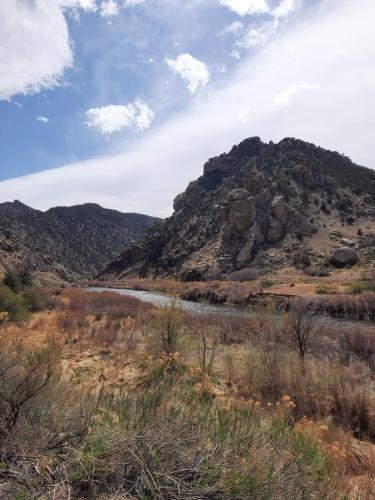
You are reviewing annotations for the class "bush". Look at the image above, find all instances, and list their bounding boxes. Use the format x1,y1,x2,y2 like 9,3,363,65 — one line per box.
316,285,337,295
226,268,259,281
152,297,183,356
0,287,30,322
260,279,275,289
0,337,62,436
22,287,49,312
3,271,22,293
346,281,375,295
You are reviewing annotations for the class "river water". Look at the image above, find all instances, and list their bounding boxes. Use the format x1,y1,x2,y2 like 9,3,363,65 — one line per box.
86,287,375,330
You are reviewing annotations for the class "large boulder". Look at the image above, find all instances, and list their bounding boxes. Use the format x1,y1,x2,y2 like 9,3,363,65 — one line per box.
331,247,358,268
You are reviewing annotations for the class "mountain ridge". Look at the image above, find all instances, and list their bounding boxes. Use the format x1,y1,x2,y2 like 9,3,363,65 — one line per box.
100,136,375,281
0,201,160,281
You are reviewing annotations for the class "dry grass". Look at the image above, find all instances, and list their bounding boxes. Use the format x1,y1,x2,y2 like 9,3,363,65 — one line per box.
0,287,374,498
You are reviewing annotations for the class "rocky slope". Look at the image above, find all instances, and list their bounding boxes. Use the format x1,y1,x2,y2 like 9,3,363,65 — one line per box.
0,202,159,281
101,137,375,281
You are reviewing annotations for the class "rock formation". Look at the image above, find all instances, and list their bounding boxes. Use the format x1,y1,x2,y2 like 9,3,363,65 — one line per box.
98,137,375,280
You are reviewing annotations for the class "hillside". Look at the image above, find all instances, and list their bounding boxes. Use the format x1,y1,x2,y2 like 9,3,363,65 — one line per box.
101,137,375,281
0,201,159,281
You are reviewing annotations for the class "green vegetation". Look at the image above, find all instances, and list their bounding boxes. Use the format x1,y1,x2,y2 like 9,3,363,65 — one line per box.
259,279,275,289
346,281,375,295
0,286,30,322
0,271,51,322
316,284,337,295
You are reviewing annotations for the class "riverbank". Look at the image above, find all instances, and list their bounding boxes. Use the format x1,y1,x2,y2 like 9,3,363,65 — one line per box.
86,278,375,321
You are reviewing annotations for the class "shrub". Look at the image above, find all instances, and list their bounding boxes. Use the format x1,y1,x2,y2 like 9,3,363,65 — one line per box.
3,271,22,293
259,279,275,289
22,287,49,312
226,268,259,281
153,297,183,355
346,281,375,295
0,337,62,435
0,287,30,322
316,284,337,295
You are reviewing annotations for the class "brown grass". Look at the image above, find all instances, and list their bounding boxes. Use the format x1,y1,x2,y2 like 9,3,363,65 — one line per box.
1,286,374,497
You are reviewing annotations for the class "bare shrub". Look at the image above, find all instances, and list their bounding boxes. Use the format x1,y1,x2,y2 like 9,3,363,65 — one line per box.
329,378,375,441
90,316,140,351
198,328,218,375
286,297,317,361
153,297,183,355
0,337,61,437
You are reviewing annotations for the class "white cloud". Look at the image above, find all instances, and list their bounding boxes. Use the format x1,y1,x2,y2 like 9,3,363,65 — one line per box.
230,49,241,59
100,0,119,16
273,82,319,107
233,0,298,50
0,0,374,218
240,22,273,47
85,101,154,134
0,0,96,101
223,21,244,35
273,0,297,19
219,0,269,16
123,0,146,6
60,0,97,11
36,116,49,124
166,54,210,93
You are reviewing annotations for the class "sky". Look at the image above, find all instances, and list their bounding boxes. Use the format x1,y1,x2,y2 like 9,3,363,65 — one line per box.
0,0,374,217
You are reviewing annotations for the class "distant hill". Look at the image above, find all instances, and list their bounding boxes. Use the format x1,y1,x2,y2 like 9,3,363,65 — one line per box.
0,201,160,281
100,137,375,281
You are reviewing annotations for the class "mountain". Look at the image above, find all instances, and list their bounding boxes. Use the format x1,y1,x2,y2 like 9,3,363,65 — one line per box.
0,201,160,281
101,137,375,281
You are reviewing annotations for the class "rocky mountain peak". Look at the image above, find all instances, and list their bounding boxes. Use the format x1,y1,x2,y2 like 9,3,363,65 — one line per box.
101,136,375,282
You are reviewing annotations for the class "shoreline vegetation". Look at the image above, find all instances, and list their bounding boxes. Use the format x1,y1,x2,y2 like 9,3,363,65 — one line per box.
0,275,374,497
87,277,375,321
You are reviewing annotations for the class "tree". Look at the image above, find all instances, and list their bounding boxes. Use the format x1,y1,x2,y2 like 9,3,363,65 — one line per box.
287,298,316,362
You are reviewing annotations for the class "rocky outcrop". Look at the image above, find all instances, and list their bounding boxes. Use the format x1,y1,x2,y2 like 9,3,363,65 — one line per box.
0,202,159,280
100,137,375,281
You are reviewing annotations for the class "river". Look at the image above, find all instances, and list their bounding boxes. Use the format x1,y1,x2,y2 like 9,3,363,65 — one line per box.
85,287,375,330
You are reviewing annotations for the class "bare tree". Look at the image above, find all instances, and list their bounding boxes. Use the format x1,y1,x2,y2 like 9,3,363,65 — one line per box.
287,298,316,362
199,328,218,375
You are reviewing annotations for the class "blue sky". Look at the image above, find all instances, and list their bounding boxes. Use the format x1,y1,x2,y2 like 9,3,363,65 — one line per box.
0,0,374,216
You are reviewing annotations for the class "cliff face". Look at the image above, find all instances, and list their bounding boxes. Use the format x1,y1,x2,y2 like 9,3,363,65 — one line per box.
0,202,159,281
101,137,375,281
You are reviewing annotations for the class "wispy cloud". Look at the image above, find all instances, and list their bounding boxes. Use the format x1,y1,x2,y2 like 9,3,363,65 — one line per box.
273,82,319,107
